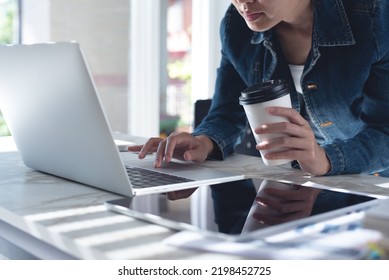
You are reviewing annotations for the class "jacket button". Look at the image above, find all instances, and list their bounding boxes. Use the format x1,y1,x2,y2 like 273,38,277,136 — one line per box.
320,121,333,127
307,83,318,90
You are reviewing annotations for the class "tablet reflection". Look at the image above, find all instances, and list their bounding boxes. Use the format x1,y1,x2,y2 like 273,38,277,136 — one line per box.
241,179,322,233
205,179,376,235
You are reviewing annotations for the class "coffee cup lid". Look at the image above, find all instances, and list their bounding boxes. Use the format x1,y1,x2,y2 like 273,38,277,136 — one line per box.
239,79,290,105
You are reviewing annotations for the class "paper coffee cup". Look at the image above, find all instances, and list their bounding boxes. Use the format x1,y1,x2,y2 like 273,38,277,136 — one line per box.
239,80,292,166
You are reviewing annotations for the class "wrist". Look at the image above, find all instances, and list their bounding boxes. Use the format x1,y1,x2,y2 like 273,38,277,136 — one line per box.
310,148,331,176
300,147,331,176
318,148,331,175
195,135,214,155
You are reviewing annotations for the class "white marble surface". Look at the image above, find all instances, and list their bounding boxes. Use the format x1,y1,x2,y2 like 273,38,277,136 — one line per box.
0,136,244,260
203,153,389,198
1,136,389,260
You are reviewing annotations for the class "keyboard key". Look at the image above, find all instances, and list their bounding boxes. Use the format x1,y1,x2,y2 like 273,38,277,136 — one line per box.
125,166,194,188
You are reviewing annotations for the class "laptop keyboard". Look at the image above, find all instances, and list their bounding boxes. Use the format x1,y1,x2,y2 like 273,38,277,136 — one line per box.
125,166,194,188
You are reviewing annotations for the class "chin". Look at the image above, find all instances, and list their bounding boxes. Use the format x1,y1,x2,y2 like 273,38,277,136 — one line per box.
246,24,271,32
245,18,278,32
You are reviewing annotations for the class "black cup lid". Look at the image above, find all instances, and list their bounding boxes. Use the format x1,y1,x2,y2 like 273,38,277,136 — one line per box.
239,79,290,105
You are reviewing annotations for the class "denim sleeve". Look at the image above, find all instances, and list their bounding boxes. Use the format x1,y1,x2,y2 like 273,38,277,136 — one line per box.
323,47,389,176
192,7,248,160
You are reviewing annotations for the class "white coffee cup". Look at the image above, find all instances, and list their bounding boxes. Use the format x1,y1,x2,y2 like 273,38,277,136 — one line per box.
239,80,292,166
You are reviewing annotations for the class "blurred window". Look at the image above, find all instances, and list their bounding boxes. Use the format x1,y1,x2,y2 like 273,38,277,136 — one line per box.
162,0,193,137
0,0,19,136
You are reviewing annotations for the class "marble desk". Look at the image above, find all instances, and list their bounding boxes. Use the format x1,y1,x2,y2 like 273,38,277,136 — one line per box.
1,136,389,260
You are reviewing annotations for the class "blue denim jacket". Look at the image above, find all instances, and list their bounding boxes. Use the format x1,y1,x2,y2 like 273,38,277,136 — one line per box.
193,0,389,177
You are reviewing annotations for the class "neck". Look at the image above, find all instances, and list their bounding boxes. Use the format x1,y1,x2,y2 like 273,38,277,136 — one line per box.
276,0,313,35
274,1,314,65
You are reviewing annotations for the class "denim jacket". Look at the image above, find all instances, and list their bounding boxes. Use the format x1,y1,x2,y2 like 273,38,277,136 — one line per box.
193,0,389,177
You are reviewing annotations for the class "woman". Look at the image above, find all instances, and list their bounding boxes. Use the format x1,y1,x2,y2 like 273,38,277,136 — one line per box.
133,0,389,176
130,0,389,231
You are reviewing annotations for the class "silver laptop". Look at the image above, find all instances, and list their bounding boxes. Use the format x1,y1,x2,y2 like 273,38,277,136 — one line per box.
0,42,244,197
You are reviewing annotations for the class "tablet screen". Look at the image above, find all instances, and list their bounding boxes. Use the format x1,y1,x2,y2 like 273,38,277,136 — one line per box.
105,178,377,239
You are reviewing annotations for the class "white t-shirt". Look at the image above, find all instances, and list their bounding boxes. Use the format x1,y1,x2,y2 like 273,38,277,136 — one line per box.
289,64,304,94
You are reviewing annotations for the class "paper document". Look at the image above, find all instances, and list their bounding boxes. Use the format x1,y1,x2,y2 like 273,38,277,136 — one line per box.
164,212,383,260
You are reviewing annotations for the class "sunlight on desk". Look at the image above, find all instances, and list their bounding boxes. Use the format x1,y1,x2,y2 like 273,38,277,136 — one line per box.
47,215,132,233
74,224,171,247
105,241,178,260
24,205,107,222
376,182,389,189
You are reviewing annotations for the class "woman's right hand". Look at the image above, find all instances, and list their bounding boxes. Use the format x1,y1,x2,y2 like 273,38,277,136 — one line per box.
127,137,164,158
127,132,214,168
127,132,214,201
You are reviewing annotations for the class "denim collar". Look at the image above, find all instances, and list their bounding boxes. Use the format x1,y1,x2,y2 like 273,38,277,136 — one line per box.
251,0,355,47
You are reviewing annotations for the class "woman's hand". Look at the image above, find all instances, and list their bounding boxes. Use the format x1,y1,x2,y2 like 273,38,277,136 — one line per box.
128,132,214,168
255,106,331,176
127,132,214,201
127,137,163,157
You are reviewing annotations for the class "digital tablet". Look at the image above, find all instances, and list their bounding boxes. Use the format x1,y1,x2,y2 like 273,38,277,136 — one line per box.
105,178,380,241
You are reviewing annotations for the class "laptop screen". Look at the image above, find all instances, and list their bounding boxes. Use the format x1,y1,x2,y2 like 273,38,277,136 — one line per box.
105,178,378,240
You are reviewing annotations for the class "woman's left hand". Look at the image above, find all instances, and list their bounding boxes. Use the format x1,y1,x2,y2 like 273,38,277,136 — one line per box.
255,106,331,176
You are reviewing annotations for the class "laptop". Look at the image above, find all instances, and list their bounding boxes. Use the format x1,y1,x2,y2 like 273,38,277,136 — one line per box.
0,42,244,197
